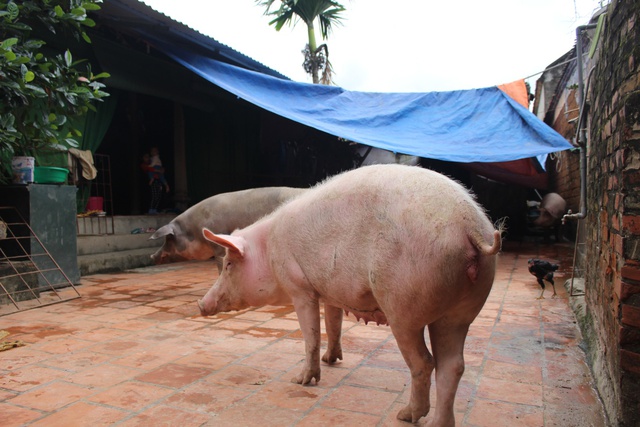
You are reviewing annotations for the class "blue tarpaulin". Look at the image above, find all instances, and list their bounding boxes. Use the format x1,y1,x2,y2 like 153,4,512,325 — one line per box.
153,41,573,166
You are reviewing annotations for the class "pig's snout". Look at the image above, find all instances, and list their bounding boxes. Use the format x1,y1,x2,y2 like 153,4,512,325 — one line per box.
197,299,207,316
197,298,216,317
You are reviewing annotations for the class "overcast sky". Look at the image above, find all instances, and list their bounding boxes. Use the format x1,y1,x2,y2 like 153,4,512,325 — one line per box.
141,0,606,93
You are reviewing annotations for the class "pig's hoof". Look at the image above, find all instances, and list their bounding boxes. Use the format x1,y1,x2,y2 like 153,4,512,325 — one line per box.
291,369,320,385
321,349,343,365
397,406,413,423
397,404,428,423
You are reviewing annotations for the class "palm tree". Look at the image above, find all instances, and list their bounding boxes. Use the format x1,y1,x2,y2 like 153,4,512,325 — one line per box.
256,0,346,85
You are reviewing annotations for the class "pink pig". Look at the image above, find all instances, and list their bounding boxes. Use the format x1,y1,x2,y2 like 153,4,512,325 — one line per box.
198,164,501,426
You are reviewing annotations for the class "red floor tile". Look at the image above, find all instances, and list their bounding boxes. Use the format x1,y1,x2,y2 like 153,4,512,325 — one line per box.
345,366,409,392
482,359,543,384
240,350,305,372
66,363,142,388
8,381,94,411
1,346,52,370
321,384,398,416
31,337,92,354
466,399,544,427
163,382,252,413
363,349,408,370
245,381,329,411
0,244,607,426
87,381,174,411
40,350,112,372
135,363,212,388
476,376,543,407
28,401,129,427
0,366,68,392
204,398,301,427
205,364,280,389
0,403,43,427
117,405,211,427
297,407,381,426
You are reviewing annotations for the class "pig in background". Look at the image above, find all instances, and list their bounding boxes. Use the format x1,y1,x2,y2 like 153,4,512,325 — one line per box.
532,192,567,227
199,164,502,425
150,187,307,271
354,144,419,166
529,192,567,241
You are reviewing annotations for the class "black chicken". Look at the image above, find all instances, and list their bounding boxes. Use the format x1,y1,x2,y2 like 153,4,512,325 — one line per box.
527,259,559,299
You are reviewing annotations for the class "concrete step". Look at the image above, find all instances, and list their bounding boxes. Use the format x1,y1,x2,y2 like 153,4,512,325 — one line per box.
77,233,161,256
76,214,177,276
112,214,176,235
78,247,157,276
77,214,176,236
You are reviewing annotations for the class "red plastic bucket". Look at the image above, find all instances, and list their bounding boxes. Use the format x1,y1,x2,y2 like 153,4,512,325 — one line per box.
86,196,104,211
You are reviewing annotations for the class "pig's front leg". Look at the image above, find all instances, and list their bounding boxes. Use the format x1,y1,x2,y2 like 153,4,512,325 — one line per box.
322,303,343,364
291,297,322,385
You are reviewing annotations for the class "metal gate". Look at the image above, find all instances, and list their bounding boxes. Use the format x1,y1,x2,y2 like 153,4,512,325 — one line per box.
0,206,80,316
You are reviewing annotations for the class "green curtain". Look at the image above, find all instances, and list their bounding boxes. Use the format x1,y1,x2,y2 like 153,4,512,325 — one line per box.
75,89,119,212
35,89,119,170
19,90,119,210
79,88,119,152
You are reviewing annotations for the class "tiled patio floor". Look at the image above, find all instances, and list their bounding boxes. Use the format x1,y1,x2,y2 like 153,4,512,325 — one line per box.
1,241,607,426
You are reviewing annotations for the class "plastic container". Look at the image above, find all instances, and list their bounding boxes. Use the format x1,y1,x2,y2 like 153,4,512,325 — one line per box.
34,166,69,184
86,196,104,212
11,156,35,184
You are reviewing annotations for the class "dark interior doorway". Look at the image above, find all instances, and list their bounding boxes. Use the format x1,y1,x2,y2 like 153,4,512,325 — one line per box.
98,93,174,215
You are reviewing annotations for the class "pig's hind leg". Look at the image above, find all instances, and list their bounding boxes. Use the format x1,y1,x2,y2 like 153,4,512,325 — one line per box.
425,320,470,427
391,324,435,423
322,303,344,364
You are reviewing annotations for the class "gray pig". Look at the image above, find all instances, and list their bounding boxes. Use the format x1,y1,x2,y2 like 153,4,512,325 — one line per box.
198,164,501,425
533,192,567,227
150,187,307,271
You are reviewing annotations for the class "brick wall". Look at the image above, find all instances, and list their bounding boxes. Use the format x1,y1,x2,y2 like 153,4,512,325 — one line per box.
535,62,582,227
547,148,581,216
585,0,640,424
549,89,580,213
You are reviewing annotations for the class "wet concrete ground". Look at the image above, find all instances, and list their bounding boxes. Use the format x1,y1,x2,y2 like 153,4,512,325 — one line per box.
0,241,607,426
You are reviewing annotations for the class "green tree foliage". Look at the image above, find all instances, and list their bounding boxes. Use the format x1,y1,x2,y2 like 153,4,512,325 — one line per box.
256,0,345,85
0,0,109,171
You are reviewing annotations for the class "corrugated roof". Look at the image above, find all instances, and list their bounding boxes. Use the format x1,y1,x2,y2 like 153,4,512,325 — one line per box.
96,0,289,80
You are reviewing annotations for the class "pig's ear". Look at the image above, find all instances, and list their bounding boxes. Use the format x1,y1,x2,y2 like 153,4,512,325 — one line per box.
150,224,173,240
202,228,246,257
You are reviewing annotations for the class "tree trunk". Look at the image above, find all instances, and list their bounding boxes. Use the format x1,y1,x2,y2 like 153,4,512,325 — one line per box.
307,23,319,84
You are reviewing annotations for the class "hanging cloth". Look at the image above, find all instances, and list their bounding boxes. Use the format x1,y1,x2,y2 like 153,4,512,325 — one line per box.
68,148,98,180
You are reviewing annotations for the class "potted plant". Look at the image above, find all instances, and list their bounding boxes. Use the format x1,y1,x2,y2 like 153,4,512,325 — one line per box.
0,0,109,184
0,0,109,285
